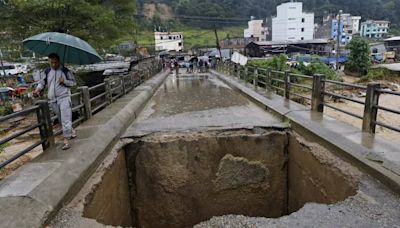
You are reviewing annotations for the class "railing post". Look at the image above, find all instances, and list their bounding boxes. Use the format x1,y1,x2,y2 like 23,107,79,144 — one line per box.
78,86,92,120
36,100,54,150
253,68,258,89
130,72,135,89
311,74,325,112
244,66,248,83
104,78,112,104
284,70,290,99
362,83,381,133
121,76,126,95
266,67,272,91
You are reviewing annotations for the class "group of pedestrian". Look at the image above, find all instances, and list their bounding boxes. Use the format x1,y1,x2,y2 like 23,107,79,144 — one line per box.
161,56,217,75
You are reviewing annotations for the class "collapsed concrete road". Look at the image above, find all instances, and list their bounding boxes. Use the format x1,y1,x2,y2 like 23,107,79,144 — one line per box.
49,73,400,228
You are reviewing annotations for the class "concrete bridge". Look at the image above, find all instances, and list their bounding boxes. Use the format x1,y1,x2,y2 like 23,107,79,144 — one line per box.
0,68,399,227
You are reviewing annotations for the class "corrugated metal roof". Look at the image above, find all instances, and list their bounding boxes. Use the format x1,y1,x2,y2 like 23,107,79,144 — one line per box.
385,37,400,42
251,39,329,46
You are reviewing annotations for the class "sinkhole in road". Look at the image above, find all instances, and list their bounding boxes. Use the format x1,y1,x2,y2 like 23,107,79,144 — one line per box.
81,129,360,228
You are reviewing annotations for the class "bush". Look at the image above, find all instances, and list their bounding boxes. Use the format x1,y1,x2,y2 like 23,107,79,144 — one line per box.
248,57,342,81
248,54,290,72
303,62,342,81
0,102,13,116
358,68,400,83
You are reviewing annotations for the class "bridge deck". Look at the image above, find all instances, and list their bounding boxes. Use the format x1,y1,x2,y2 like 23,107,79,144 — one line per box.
124,73,286,138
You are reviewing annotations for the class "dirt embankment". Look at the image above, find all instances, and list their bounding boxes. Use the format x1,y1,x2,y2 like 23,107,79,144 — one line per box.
142,3,173,21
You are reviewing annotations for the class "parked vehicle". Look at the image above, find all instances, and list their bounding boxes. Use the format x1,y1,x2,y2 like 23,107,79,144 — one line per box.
0,63,30,76
0,64,19,76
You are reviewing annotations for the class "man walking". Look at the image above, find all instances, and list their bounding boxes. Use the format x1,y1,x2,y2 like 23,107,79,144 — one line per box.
35,53,76,150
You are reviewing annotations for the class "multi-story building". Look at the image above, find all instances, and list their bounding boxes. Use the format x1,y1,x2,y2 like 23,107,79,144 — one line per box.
316,13,361,45
331,14,362,44
244,17,269,42
360,20,390,39
154,31,184,52
272,1,314,41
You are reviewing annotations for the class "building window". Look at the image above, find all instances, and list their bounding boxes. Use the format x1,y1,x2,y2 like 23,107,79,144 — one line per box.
301,37,304,40
302,18,305,23
178,42,182,47
301,28,305,32
161,37,163,40
169,36,172,39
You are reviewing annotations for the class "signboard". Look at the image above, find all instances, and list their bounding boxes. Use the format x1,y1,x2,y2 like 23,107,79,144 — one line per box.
231,52,248,66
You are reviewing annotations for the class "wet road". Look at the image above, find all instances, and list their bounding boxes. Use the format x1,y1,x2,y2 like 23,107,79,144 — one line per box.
124,73,286,137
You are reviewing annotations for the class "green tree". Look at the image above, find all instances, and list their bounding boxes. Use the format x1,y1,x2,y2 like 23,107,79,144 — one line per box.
2,0,136,50
139,0,400,28
345,37,371,76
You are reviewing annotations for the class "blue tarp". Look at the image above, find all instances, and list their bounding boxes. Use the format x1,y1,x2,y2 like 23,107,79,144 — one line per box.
292,55,347,64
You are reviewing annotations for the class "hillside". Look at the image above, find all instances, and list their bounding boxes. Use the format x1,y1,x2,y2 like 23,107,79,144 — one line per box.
138,0,400,28
136,25,244,49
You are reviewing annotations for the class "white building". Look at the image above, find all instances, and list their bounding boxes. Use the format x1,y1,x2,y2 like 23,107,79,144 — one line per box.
349,16,362,34
272,2,314,41
154,32,184,52
244,17,269,42
338,14,361,35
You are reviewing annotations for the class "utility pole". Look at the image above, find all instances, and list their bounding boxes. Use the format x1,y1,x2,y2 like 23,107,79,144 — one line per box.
336,10,343,71
214,25,223,59
0,48,6,77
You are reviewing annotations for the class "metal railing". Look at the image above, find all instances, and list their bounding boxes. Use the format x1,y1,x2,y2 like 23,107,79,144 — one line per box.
217,62,400,135
0,102,53,169
0,59,162,170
